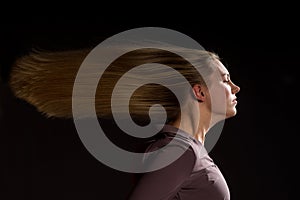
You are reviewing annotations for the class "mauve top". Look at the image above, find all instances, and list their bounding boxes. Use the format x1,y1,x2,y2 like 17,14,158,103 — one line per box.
128,125,230,200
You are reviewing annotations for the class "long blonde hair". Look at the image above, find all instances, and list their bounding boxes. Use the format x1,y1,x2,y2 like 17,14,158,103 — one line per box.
9,47,219,122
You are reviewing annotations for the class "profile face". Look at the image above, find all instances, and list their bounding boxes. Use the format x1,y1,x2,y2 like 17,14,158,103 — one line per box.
206,60,240,119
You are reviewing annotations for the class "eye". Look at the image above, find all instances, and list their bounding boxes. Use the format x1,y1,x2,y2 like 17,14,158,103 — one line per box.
222,74,231,84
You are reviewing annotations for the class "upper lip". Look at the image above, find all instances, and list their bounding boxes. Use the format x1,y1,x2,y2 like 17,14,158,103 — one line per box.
232,97,237,102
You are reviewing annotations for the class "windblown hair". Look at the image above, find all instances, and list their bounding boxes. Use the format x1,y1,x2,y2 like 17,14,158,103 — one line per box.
9,47,219,121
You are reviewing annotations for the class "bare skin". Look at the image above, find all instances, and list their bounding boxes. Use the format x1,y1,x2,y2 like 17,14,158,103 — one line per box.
169,60,240,143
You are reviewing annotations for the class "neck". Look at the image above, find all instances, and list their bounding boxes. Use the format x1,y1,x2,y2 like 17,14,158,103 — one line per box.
195,112,211,143
168,111,212,144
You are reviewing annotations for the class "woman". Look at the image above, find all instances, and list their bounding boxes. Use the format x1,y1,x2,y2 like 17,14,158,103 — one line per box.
126,49,240,200
9,46,240,200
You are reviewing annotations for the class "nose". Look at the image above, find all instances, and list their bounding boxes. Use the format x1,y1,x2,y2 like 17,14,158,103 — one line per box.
231,82,240,94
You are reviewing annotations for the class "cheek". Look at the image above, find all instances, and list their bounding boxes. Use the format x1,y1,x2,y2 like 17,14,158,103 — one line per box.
224,86,231,99
207,84,227,113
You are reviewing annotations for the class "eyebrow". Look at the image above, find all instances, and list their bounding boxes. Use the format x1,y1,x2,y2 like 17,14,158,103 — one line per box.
221,73,230,77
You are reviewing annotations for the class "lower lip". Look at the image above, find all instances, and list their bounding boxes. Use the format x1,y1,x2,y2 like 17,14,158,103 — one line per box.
232,100,237,104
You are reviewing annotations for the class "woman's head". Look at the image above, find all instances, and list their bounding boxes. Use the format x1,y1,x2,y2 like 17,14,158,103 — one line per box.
190,58,240,124
9,46,239,126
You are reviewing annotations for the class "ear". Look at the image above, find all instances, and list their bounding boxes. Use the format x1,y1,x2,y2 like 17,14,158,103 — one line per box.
192,84,206,102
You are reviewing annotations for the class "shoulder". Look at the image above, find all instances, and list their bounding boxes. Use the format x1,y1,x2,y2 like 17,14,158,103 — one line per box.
143,131,196,169
145,131,195,155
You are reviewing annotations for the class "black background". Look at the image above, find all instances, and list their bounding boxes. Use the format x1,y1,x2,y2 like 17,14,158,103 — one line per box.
1,9,297,200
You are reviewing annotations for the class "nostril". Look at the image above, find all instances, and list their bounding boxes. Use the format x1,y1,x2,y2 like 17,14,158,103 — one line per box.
232,85,240,94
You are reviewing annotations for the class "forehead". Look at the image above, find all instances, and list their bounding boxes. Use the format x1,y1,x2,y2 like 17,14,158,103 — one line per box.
215,60,229,75
206,60,229,84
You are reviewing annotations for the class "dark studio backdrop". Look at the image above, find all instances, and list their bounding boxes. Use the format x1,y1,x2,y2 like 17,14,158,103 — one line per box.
1,14,297,200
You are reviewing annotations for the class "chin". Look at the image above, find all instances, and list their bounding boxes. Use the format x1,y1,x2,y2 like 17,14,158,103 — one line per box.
226,109,237,119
